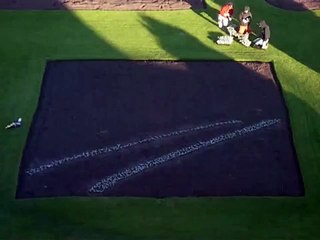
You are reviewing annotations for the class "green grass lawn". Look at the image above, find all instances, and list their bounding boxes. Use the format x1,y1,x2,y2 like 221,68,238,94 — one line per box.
0,0,320,239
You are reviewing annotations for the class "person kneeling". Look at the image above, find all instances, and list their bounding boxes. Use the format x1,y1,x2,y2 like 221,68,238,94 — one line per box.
238,6,252,36
253,20,270,50
218,2,234,29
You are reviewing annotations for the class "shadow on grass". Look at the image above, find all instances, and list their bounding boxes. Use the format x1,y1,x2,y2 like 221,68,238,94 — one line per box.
266,0,320,11
207,31,222,41
192,2,218,25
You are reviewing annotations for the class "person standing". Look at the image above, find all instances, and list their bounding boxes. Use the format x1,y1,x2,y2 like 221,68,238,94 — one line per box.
238,6,252,35
253,20,271,49
218,2,234,29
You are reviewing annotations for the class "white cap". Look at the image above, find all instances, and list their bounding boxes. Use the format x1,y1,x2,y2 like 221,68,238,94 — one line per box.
18,118,22,122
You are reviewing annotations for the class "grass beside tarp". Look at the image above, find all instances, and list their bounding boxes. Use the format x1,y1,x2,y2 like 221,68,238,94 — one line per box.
0,0,320,238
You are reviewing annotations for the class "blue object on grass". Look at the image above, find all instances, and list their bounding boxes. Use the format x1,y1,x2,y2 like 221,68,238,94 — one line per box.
5,118,22,129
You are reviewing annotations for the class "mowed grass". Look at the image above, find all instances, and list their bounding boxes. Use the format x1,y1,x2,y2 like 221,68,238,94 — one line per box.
0,0,320,238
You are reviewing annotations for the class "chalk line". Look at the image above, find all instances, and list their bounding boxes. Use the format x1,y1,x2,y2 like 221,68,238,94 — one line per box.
25,120,242,176
89,119,281,193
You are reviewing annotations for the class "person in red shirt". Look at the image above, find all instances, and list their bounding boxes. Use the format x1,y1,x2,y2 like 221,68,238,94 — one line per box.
218,2,234,29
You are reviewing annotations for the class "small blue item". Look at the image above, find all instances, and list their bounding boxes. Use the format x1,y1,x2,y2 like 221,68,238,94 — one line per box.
5,118,22,129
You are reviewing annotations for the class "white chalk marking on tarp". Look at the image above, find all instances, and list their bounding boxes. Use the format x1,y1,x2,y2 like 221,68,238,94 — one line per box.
89,119,281,193
25,120,242,176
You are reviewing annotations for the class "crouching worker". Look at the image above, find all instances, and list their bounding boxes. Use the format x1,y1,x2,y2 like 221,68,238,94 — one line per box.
218,2,234,28
238,6,252,36
253,20,270,49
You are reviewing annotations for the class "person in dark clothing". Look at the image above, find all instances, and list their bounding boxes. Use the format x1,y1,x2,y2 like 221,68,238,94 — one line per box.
238,6,252,35
253,20,270,49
